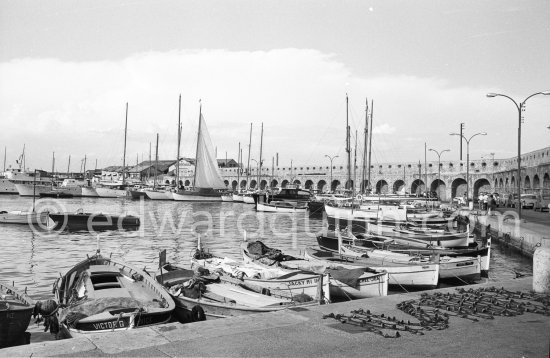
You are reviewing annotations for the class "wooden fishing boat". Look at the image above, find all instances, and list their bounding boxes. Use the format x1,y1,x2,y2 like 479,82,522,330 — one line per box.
256,200,308,213
339,244,480,283
52,249,174,337
317,227,490,279
156,262,322,321
48,210,140,231
0,210,49,225
191,255,331,302
240,240,388,299
304,246,439,289
0,282,34,348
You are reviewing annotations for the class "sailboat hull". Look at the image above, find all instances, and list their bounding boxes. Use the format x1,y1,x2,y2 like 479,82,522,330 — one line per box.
172,189,222,202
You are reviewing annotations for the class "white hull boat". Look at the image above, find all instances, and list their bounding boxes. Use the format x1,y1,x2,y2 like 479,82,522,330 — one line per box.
242,195,255,204
240,241,389,299
0,211,49,225
144,190,172,200
172,191,222,202
304,247,440,289
95,187,128,198
14,183,52,197
81,187,99,197
325,204,407,223
221,194,234,202
232,193,244,202
256,201,308,213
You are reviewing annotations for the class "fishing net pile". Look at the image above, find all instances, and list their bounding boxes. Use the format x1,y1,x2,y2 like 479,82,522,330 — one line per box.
246,241,299,264
323,286,550,338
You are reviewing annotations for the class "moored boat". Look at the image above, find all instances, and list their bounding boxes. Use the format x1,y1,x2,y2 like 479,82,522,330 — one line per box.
0,282,34,348
304,246,440,289
255,200,308,213
48,249,174,338
0,210,49,226
48,210,140,231
240,240,388,299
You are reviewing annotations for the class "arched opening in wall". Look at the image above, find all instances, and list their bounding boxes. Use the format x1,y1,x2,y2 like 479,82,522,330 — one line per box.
270,179,278,188
331,180,341,192
317,180,327,192
494,178,498,189
165,180,171,185
499,178,503,190
393,180,405,194
178,180,183,188
533,174,540,189
430,179,447,201
376,180,388,194
184,180,191,186
505,178,509,190
281,180,289,188
260,180,268,190
171,180,175,185
293,180,301,187
305,180,314,190
224,180,229,187
411,179,425,196
524,175,531,189
250,180,257,189
345,180,354,190
360,180,369,193
451,178,467,199
231,180,238,190
544,173,550,188
511,176,515,187
473,178,491,199
240,180,247,189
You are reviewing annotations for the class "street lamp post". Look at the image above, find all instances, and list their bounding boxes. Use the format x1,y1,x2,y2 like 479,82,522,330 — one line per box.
450,132,487,205
325,155,339,193
428,148,450,199
487,91,550,220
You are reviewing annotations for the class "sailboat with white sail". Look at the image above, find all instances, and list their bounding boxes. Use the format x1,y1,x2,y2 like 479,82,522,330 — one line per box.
173,104,225,201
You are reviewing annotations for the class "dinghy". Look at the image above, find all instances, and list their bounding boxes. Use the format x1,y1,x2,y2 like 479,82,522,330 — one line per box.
0,282,34,348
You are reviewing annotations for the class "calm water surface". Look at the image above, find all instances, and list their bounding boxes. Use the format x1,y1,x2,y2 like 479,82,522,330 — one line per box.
0,194,533,300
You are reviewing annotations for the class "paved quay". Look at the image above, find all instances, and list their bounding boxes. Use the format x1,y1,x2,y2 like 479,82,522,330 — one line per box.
2,277,549,358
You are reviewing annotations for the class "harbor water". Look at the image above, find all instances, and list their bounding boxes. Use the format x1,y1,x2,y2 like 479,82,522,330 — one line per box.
0,194,533,300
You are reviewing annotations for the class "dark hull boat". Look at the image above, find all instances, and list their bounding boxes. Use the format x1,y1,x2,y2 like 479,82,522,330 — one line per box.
51,251,174,338
48,210,140,231
0,282,34,348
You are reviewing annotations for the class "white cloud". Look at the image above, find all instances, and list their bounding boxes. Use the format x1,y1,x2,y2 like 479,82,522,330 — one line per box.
1,49,548,171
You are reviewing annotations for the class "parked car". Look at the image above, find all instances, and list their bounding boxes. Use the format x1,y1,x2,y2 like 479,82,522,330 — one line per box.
520,194,537,209
533,191,550,212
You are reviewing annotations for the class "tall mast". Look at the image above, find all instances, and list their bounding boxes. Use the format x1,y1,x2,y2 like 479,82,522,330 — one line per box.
176,94,182,188
362,98,369,194
258,122,264,190
148,142,151,182
67,155,71,177
22,144,25,172
83,155,87,178
193,102,203,187
3,147,5,172
367,100,374,193
353,130,358,197
122,102,128,185
271,156,274,189
237,142,241,190
246,123,252,190
51,152,55,187
154,133,159,189
346,94,351,190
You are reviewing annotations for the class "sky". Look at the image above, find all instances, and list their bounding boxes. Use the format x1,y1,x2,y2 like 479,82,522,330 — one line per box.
1,0,550,172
